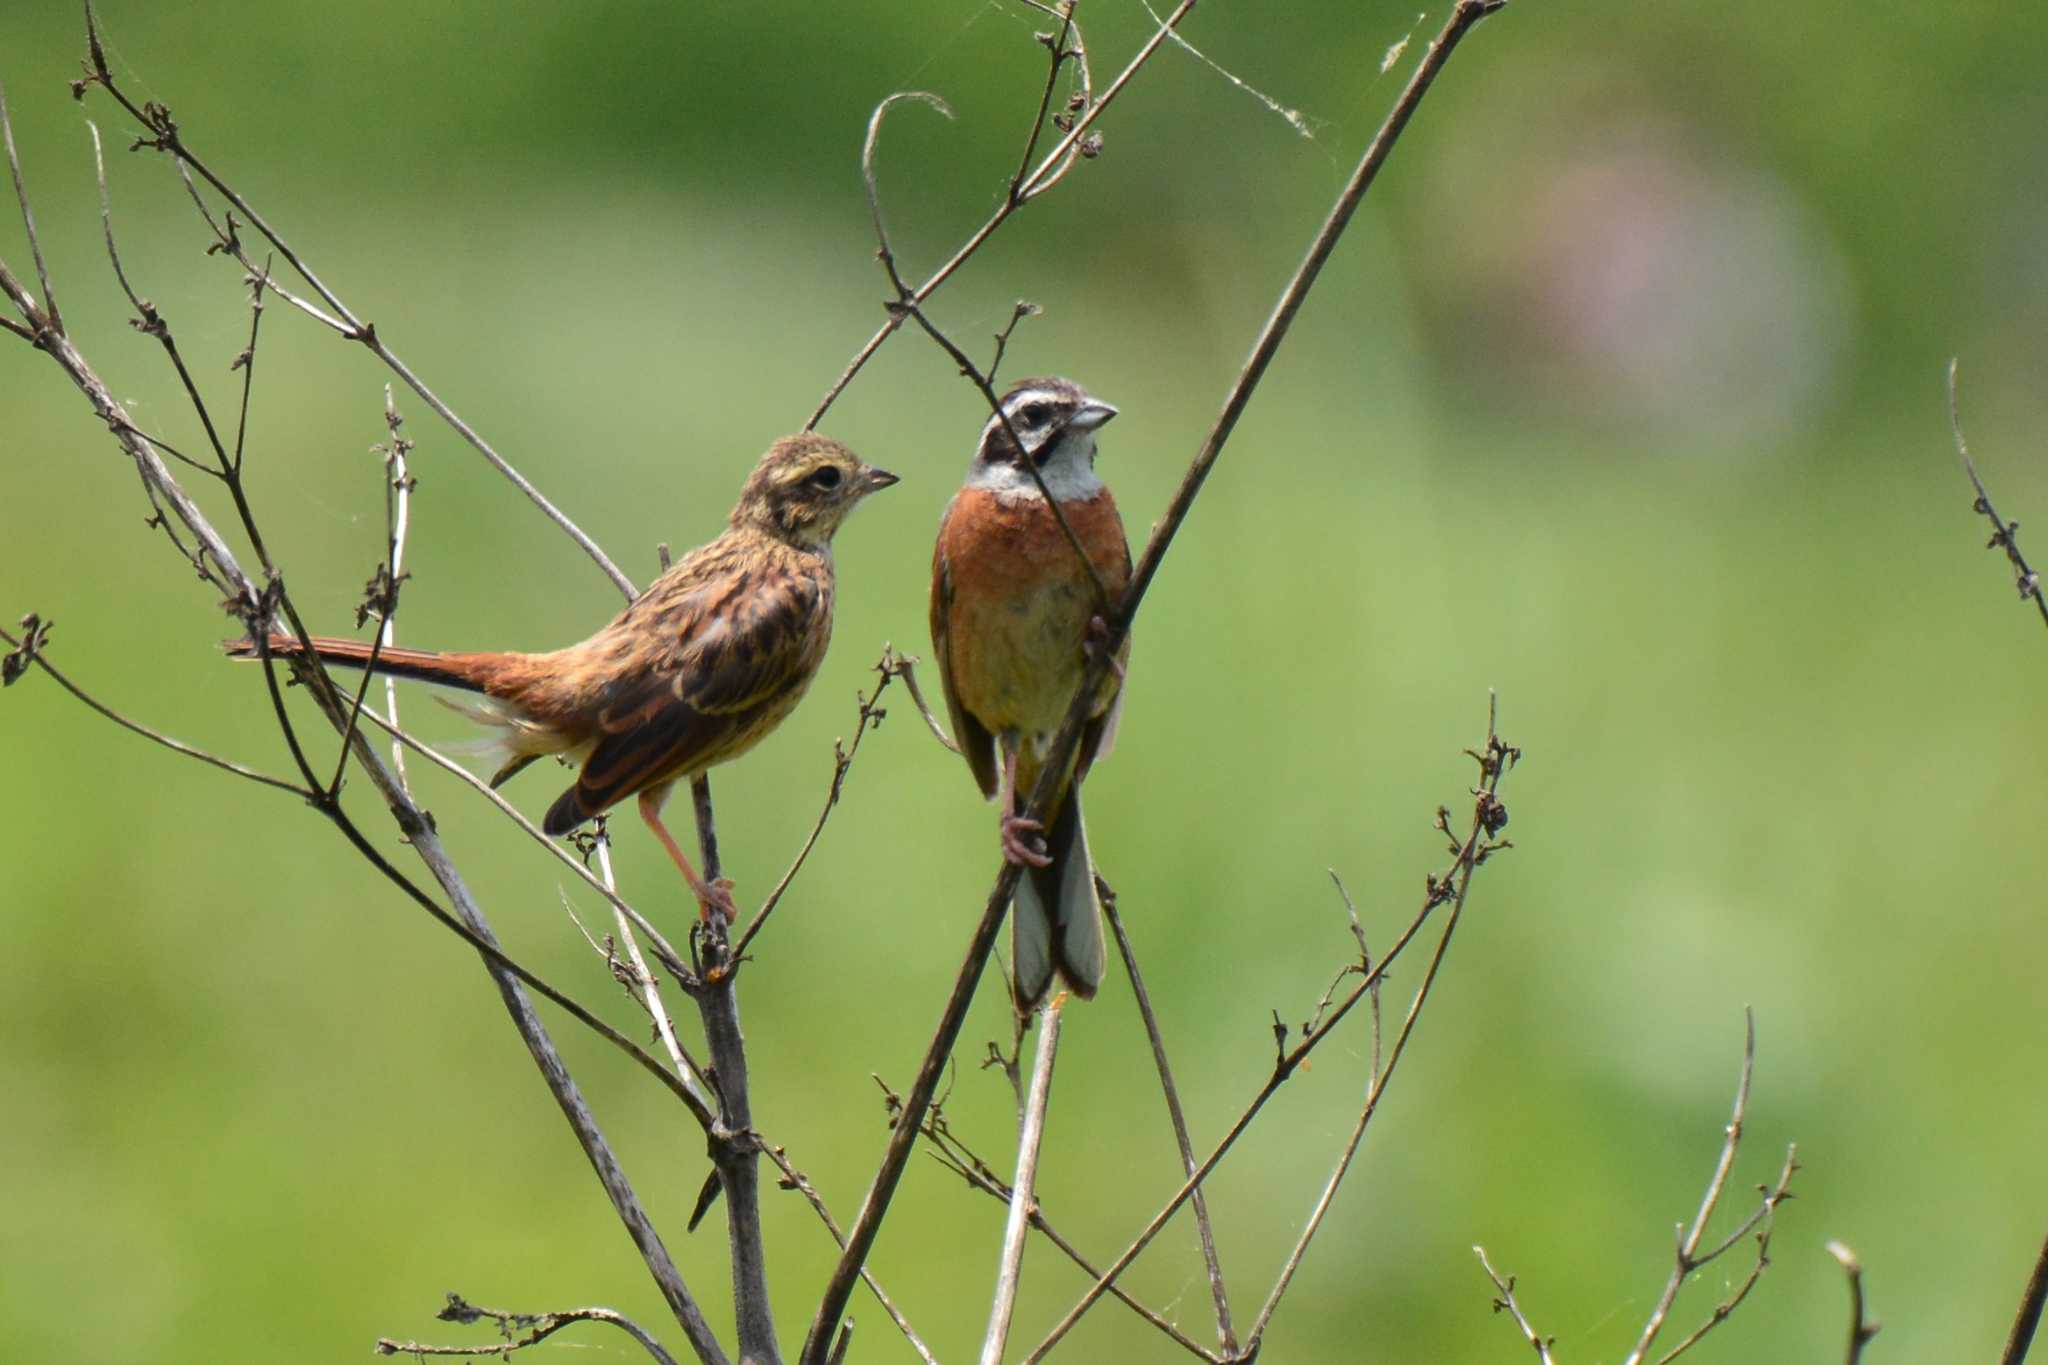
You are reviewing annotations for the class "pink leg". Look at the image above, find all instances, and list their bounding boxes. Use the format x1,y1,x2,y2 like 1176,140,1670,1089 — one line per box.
998,743,1051,869
639,787,738,921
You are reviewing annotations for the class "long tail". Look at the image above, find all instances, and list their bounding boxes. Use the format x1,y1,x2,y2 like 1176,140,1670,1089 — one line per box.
1012,788,1106,1009
224,633,504,693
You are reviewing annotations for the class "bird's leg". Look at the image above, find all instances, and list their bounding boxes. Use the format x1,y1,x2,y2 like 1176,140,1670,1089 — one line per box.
1083,614,1127,683
998,741,1052,869
639,787,738,921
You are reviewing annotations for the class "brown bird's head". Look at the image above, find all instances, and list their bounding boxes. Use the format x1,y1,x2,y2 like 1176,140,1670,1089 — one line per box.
967,376,1118,499
731,433,899,549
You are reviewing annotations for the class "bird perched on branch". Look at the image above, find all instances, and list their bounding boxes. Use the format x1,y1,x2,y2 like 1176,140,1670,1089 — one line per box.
231,433,898,920
930,376,1131,1009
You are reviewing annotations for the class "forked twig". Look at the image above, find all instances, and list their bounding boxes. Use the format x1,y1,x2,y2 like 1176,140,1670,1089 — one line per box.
1474,1247,1558,1364
806,0,1198,429
1622,1010,1797,1365
916,1086,1217,1359
759,1143,939,1365
79,3,637,601
1062,702,1516,1364
1,616,303,795
798,8,1507,1356
734,645,911,959
375,1294,678,1364
860,92,1109,608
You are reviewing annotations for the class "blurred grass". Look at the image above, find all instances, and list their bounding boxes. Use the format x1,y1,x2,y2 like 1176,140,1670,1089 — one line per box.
5,0,2048,1361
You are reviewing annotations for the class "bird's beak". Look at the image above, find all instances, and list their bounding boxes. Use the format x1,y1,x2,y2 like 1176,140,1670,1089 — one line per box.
1069,399,1119,432
863,465,901,493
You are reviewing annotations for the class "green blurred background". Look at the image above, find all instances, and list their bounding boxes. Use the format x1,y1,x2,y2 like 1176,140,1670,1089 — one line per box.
4,1,2046,1360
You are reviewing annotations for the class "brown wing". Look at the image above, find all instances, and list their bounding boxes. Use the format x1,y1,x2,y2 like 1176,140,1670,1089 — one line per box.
544,558,829,833
1074,502,1134,783
931,503,1001,799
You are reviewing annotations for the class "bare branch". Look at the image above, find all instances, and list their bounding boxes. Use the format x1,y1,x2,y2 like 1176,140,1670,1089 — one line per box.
375,1293,679,1364
800,9,1507,1352
759,1143,939,1365
858,89,1109,606
1474,1247,1558,1364
79,7,638,599
1239,705,1517,1357
1103,888,1235,1353
1622,1010,1801,1365
1949,358,2048,631
806,0,1197,429
345,701,696,988
980,1004,1063,1365
2000,1232,2048,1365
1,615,305,796
1827,1242,1881,1365
1,71,61,334
916,1086,1219,1361
734,645,909,960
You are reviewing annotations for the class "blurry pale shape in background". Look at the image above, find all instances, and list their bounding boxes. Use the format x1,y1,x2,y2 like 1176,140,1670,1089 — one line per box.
1423,119,1856,450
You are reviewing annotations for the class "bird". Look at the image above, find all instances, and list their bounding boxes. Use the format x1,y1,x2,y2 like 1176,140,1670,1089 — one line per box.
929,376,1131,1009
231,432,898,920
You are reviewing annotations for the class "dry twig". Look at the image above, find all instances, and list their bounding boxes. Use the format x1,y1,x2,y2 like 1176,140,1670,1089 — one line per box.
1826,1242,1881,1365
1949,359,2048,631
375,1293,678,1364
798,6,1508,1357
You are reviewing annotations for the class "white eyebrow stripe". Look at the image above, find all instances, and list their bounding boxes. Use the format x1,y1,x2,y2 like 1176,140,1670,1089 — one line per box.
977,386,1072,452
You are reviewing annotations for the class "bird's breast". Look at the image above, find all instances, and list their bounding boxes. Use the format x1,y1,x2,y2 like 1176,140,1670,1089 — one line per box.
938,486,1128,737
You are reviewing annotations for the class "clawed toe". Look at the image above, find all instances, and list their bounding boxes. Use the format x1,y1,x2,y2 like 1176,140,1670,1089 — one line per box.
1084,614,1127,682
1000,814,1053,868
699,876,740,923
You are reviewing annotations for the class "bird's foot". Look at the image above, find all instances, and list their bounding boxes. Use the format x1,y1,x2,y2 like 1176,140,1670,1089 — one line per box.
1000,813,1053,868
697,876,740,923
1083,614,1126,681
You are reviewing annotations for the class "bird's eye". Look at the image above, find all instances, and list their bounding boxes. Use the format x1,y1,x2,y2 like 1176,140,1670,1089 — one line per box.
807,465,844,491
1018,403,1050,426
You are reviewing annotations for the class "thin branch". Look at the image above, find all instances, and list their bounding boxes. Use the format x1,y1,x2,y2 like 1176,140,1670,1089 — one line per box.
2001,1232,2048,1365
980,1003,1062,1365
893,649,961,753
759,1143,940,1365
348,701,698,1003
1949,358,2048,631
917,1092,1220,1361
374,385,414,783
80,7,637,600
1652,1143,1798,1364
733,644,908,960
1103,889,1235,1353
1474,1247,1558,1364
1622,1010,1794,1365
859,94,1107,604
6,102,724,1338
801,7,1505,1344
375,1294,679,1365
1,616,305,796
1006,4,1081,202
806,0,1197,429
0,71,61,334
1827,1241,1881,1365
594,833,718,1117
678,762,780,1365
1232,707,1516,1359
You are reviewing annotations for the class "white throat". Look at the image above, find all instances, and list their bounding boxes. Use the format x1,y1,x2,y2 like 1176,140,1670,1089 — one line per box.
964,430,1105,502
